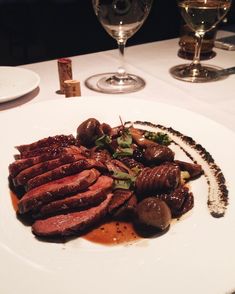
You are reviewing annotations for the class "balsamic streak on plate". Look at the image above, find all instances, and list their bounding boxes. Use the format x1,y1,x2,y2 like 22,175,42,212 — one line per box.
127,121,228,218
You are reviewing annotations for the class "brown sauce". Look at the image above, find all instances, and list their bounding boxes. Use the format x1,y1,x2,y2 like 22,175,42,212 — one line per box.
10,190,19,212
84,221,141,245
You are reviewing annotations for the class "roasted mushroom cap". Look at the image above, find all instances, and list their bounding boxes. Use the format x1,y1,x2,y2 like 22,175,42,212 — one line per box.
136,197,172,231
144,144,174,164
76,118,102,147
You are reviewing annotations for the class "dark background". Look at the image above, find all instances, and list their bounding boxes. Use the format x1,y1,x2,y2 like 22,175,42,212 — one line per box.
0,0,234,66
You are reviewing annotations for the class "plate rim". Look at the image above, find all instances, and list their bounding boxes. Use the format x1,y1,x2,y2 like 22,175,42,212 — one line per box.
2,96,235,138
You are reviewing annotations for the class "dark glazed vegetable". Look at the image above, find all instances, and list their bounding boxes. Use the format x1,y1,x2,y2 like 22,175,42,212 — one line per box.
76,118,102,147
135,164,181,195
129,127,154,147
144,144,174,164
175,160,203,179
157,185,194,217
136,197,172,230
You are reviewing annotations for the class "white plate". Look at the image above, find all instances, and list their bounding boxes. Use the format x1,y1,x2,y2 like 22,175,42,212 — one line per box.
0,67,40,103
0,97,235,294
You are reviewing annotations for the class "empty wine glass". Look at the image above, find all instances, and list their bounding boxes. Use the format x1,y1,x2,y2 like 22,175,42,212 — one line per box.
170,0,232,82
85,0,153,93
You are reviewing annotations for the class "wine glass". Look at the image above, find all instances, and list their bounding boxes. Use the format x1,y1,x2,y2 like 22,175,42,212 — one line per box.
170,0,232,82
85,0,153,93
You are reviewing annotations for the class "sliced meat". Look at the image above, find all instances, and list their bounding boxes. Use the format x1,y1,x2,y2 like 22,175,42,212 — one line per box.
32,193,113,237
175,160,203,179
109,192,137,220
90,147,112,162
16,134,76,153
118,156,144,171
18,168,100,214
10,152,62,177
17,145,74,159
12,154,86,187
106,159,135,176
135,163,181,196
26,159,107,191
115,193,137,218
108,189,134,214
37,176,113,217
9,145,86,177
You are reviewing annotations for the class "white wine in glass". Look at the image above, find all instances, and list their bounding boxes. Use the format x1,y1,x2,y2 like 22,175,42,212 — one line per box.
85,0,153,93
170,0,232,82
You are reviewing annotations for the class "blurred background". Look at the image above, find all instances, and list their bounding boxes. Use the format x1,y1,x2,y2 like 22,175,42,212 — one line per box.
0,0,234,66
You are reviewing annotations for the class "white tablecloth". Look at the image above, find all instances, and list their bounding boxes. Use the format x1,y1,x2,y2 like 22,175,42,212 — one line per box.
1,32,234,132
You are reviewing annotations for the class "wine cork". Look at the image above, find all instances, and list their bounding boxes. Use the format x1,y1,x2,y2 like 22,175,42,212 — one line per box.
64,80,81,97
57,58,73,94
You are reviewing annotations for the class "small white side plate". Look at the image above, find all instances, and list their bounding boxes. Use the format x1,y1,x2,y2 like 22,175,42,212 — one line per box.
0,66,40,103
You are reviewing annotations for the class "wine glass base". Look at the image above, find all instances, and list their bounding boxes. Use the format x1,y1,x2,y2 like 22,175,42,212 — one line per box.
170,64,228,83
85,72,146,94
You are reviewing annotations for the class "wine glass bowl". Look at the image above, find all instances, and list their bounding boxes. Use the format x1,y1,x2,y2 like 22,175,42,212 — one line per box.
170,0,232,82
85,0,153,93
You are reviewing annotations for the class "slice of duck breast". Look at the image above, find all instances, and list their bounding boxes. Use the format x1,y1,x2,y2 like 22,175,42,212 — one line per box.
37,176,113,217
18,169,100,214
32,193,113,237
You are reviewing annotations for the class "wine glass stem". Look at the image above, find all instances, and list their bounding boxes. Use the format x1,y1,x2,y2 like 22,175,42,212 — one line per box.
191,32,204,67
117,40,128,78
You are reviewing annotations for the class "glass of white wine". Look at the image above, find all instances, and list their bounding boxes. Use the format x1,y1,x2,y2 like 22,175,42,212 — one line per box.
170,0,232,82
85,0,153,93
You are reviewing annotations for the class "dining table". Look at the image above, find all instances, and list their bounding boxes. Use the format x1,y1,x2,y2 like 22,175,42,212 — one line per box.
1,30,234,131
0,29,235,294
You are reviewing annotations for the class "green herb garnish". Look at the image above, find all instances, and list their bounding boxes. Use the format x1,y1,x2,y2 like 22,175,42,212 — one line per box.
113,172,136,189
113,147,133,158
144,131,171,146
112,171,136,181
117,129,132,148
113,179,132,190
95,134,111,148
112,171,136,190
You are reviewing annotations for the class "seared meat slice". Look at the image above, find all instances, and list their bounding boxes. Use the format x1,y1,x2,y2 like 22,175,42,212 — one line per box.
32,193,113,237
90,147,112,163
108,189,134,214
144,144,174,164
108,190,137,220
12,154,86,187
157,185,194,217
18,169,100,214
106,159,135,176
26,159,107,191
175,160,203,179
16,134,76,153
135,163,181,196
17,145,74,159
38,176,113,217
9,146,87,177
119,156,144,171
